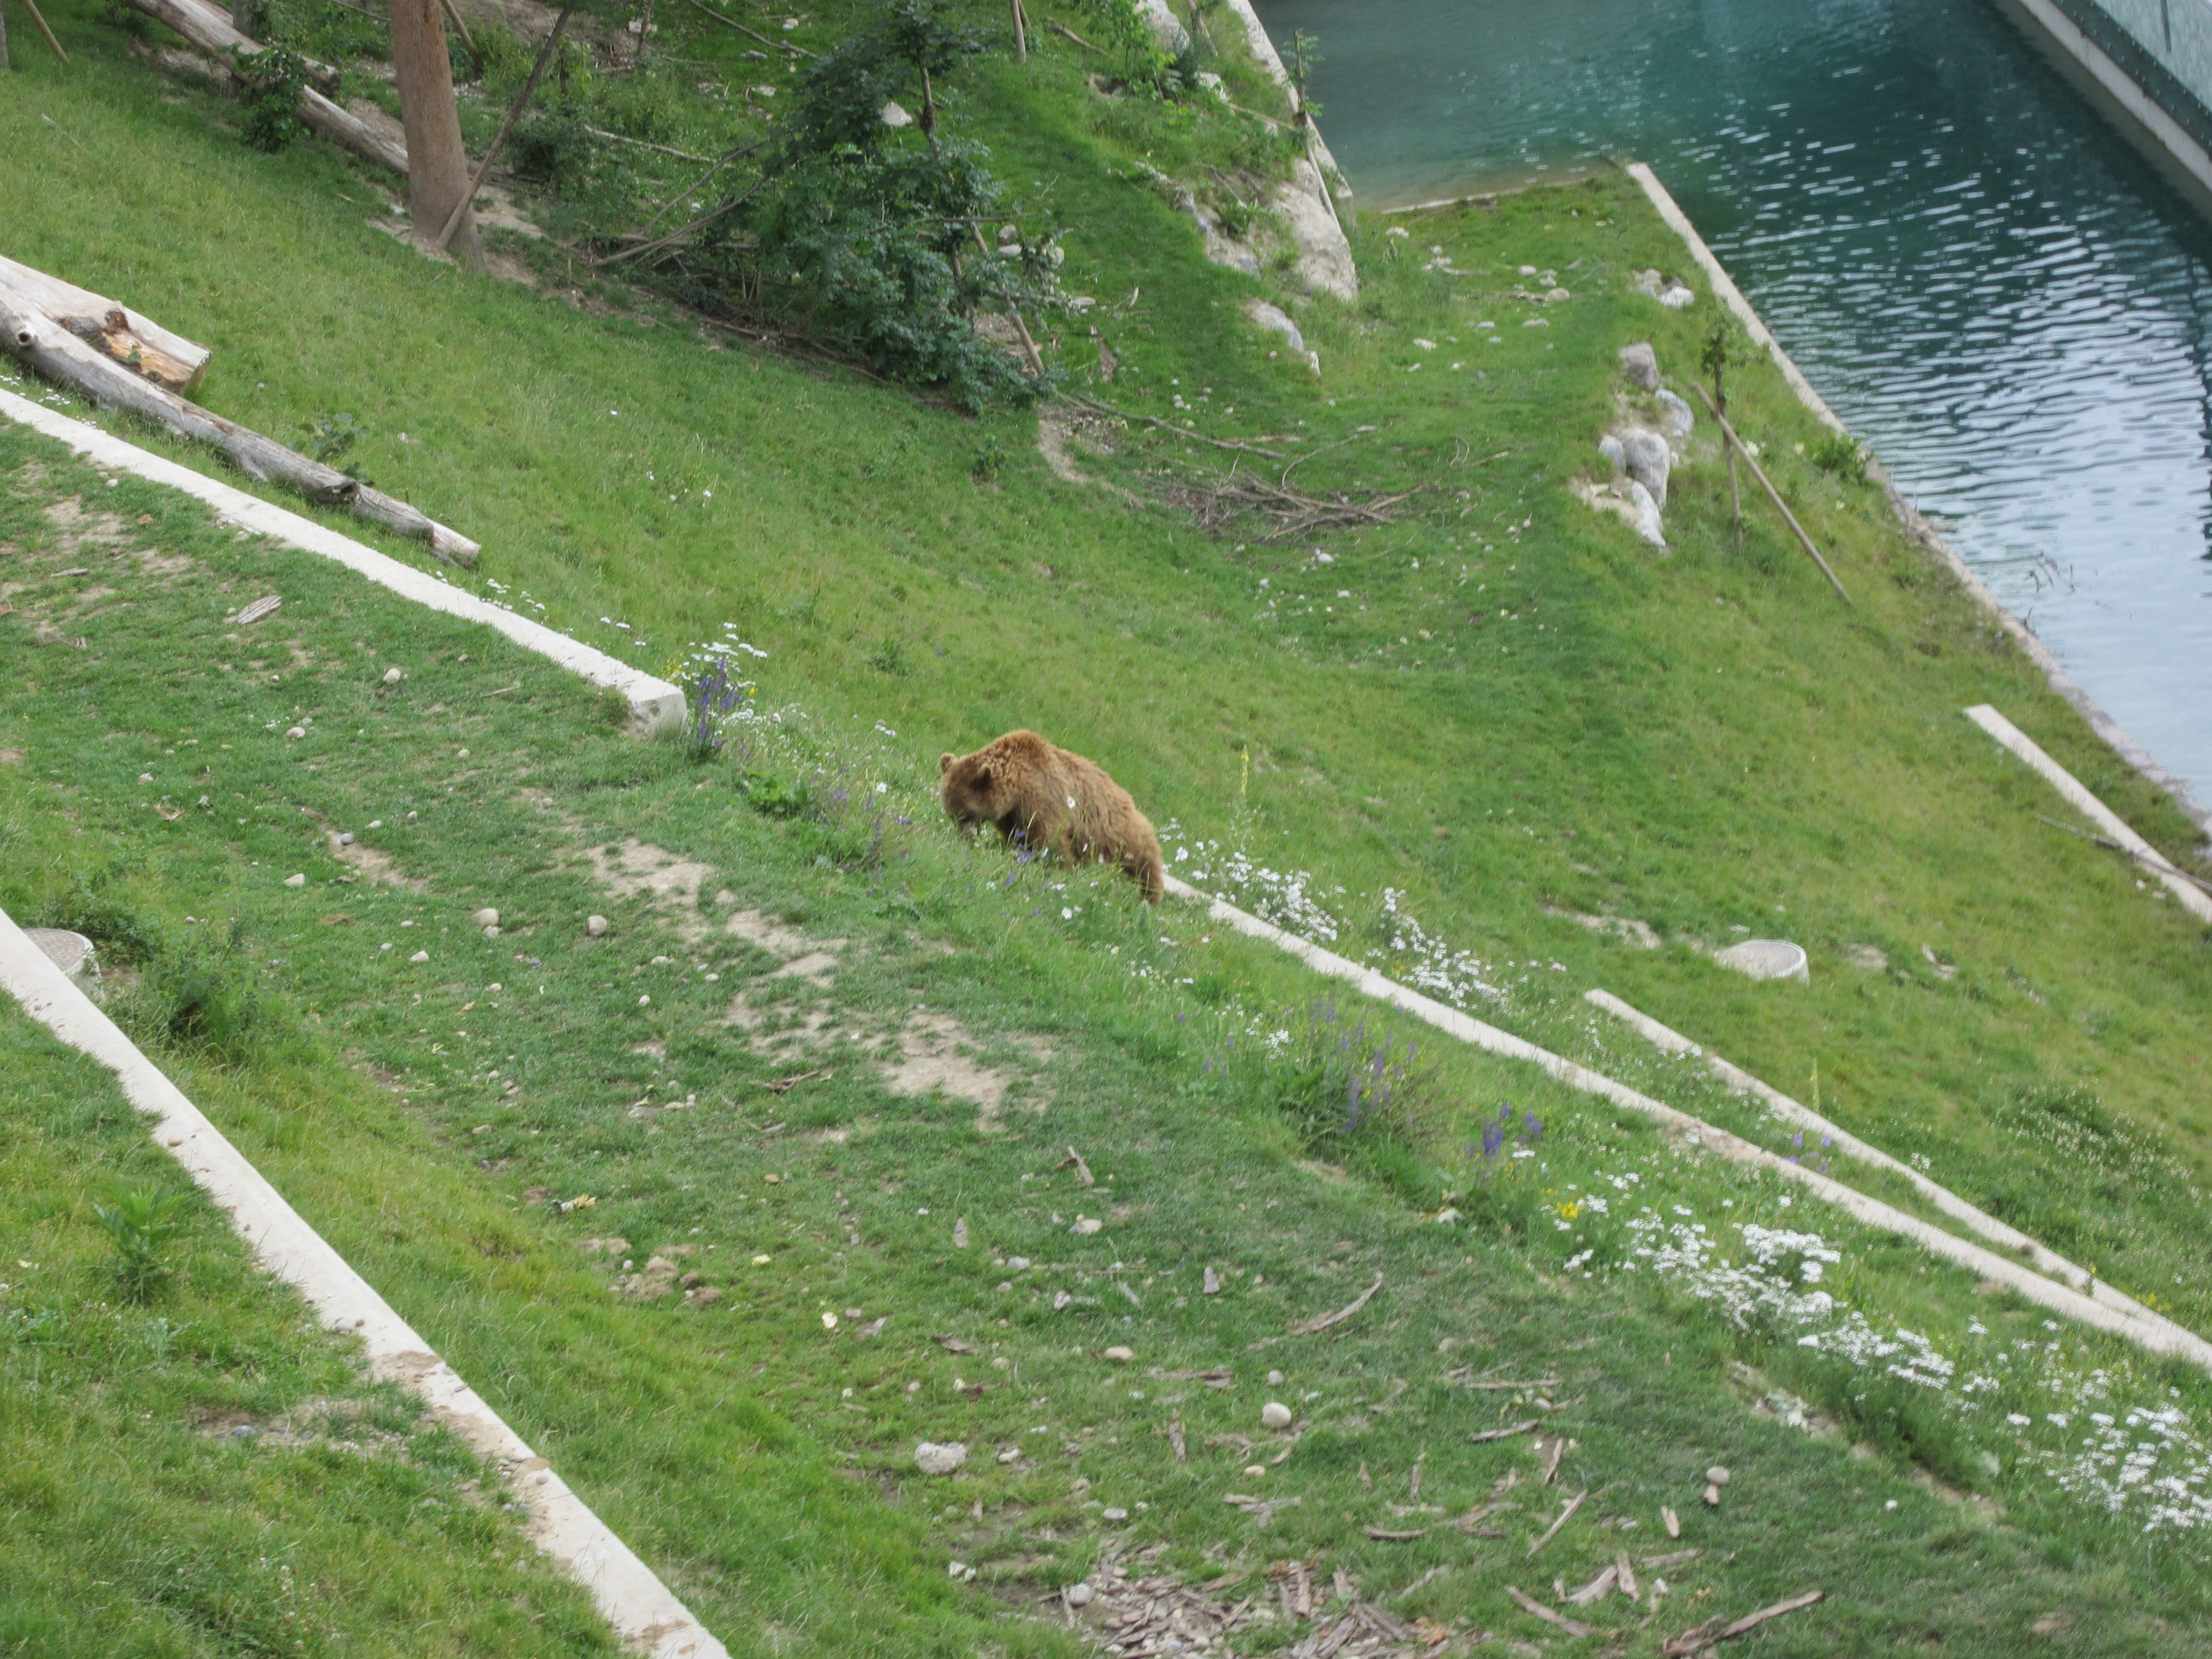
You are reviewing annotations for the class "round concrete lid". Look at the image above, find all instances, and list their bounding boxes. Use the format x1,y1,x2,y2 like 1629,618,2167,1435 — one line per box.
1714,938,1808,983
23,927,97,979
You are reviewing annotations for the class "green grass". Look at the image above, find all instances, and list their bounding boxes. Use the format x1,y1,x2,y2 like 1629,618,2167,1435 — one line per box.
4,424,2212,1654
0,1005,615,1656
4,0,2212,1647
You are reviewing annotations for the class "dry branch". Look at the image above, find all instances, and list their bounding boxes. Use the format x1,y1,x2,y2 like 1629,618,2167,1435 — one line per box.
1661,1589,1823,1656
122,0,409,174
436,0,580,251
1,294,477,565
1158,468,1417,540
1060,390,1284,458
1504,1586,1593,1639
1288,1273,1384,1337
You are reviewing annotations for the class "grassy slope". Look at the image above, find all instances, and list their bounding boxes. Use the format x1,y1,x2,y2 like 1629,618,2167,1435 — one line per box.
1,0,2210,1647
3,427,2205,1657
0,1008,615,1657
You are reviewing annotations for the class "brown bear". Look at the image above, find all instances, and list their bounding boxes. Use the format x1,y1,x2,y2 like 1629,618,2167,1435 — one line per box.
938,730,1166,904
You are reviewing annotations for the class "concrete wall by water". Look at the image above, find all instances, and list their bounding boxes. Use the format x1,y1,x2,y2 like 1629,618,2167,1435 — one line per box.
2006,0,2212,195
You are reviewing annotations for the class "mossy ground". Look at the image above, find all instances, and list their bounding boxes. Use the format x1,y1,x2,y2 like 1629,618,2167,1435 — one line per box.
3,0,2211,1651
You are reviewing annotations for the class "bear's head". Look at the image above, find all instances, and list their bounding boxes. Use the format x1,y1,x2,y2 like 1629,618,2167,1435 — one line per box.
939,749,1005,833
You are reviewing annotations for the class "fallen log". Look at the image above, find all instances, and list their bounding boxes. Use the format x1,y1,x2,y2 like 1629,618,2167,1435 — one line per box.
121,0,410,175
1,294,478,566
0,253,212,392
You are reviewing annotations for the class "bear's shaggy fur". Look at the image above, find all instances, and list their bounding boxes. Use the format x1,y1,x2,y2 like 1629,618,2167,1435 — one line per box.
939,730,1165,903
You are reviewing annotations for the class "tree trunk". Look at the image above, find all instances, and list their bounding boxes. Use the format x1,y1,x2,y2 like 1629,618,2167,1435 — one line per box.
1,294,479,566
389,0,482,266
0,253,214,392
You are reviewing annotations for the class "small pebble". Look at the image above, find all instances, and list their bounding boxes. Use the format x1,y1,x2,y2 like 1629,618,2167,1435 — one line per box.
383,667,403,684
231,1424,258,1441
1267,1370,1285,1386
410,950,430,963
1007,1256,1030,1271
472,908,499,927
1706,1465,1731,1486
285,726,305,740
283,873,305,888
1103,1345,1134,1364
587,915,609,936
1260,1402,1293,1430
1101,1507,1128,1522
484,925,501,938
1065,1582,1095,1608
337,832,354,846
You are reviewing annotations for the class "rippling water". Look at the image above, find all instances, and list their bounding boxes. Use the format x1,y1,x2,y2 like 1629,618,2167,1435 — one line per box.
1258,0,2212,812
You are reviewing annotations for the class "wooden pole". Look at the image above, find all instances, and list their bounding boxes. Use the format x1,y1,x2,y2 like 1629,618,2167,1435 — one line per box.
1692,384,1852,604
19,0,67,62
1,0,13,71
439,0,483,76
1009,0,1024,62
434,0,578,252
1716,362,1741,543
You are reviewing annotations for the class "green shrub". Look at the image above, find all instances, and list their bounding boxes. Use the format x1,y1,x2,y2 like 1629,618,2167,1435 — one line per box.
232,46,309,153
93,1179,189,1300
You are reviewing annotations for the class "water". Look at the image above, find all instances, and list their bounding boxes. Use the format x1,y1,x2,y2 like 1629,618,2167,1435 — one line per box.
1257,0,2212,814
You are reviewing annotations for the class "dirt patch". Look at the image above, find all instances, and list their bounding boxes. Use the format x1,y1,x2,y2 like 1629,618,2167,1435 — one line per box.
40,498,132,555
586,838,720,938
327,833,429,892
1543,906,1661,950
877,1010,1054,1133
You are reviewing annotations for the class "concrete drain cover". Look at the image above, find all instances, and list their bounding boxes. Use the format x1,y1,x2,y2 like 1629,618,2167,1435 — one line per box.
1715,938,1808,983
24,927,98,983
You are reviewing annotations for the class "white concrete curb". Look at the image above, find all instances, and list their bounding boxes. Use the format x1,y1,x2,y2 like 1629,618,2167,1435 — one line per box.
1161,874,2212,1373
1624,163,2211,838
1966,703,2212,923
0,384,685,738
1584,987,2196,1347
0,904,731,1659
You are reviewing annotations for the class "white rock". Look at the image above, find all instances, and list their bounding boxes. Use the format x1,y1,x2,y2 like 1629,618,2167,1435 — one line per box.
1660,283,1696,309
1261,1401,1293,1430
587,915,608,936
1598,433,1627,473
1618,342,1660,389
1102,1506,1128,1521
1066,1582,1095,1607
285,727,306,740
1619,429,1671,509
880,100,912,128
1714,939,1809,984
484,925,501,938
1655,388,1695,443
1267,1370,1285,1386
914,1441,968,1475
471,908,499,927
283,873,306,888
1136,0,1188,51
1104,1345,1135,1363
382,666,403,685
1070,1216,1102,1235
1242,297,1306,357
409,950,430,963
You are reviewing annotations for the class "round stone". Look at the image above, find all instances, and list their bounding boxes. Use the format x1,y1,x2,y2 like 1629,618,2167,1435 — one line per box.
587,915,609,936
1103,1345,1135,1363
1713,939,1809,984
1260,1401,1293,1430
1065,1582,1095,1608
471,908,500,928
1706,1465,1731,1486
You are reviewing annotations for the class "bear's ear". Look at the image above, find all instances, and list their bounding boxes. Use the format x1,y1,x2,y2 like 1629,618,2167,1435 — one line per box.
938,753,955,775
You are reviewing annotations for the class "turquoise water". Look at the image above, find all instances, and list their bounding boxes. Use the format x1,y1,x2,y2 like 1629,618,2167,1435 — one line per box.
1257,0,2212,816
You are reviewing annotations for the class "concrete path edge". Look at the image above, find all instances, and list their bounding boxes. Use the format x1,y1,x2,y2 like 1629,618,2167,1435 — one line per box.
0,904,732,1659
0,384,684,738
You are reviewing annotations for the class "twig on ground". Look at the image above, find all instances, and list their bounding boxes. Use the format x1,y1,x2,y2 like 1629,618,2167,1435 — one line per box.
1468,1376,1559,1391
1288,1273,1384,1337
1505,1586,1593,1638
1526,1488,1585,1558
1057,1146,1094,1185
2037,813,2212,893
583,124,716,162
1046,17,1106,53
1060,391,1284,458
1468,1419,1540,1443
1661,1589,1823,1656
681,0,813,55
